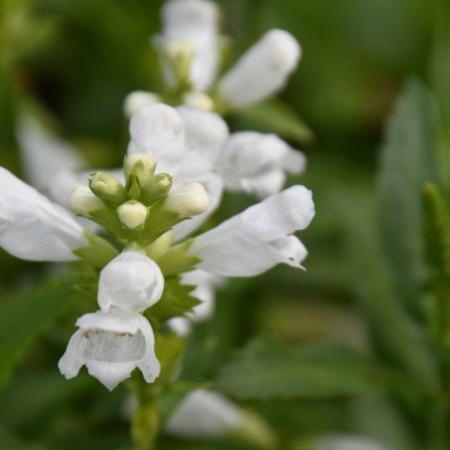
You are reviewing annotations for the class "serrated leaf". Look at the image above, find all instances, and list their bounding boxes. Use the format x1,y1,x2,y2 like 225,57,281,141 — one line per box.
377,78,441,310
0,275,80,388
148,276,200,323
214,337,385,400
232,98,314,144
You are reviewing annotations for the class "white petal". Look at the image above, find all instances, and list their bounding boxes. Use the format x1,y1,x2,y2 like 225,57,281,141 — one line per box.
98,250,164,313
124,91,160,117
60,308,160,390
191,186,314,276
165,389,242,437
16,115,84,195
162,0,220,90
129,104,184,162
177,106,229,173
218,29,301,108
171,173,224,241
240,171,286,199
167,317,192,337
0,167,87,261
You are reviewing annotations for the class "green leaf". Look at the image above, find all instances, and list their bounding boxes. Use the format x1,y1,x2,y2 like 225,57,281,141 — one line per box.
0,275,80,388
377,78,441,310
0,427,46,450
147,276,200,323
423,183,450,343
231,98,314,144
214,337,386,400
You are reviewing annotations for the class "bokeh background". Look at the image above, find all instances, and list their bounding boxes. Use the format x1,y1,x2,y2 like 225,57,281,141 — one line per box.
1,0,450,449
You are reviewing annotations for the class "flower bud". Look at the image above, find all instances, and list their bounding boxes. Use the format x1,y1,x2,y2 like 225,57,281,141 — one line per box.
165,182,209,218
183,91,214,111
123,91,160,118
125,153,157,182
70,185,104,216
118,201,148,229
89,172,127,205
140,173,173,205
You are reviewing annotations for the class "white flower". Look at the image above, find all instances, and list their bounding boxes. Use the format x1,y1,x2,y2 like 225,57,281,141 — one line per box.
165,182,210,217
0,167,87,261
160,0,220,91
191,185,314,276
314,435,387,450
218,132,306,198
98,250,164,313
165,389,243,437
117,202,148,229
123,91,160,117
58,307,160,391
217,29,301,108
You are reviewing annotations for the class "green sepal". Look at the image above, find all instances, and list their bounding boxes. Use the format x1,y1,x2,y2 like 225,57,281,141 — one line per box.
156,239,200,276
127,173,142,200
139,201,181,244
147,276,200,323
89,206,128,239
73,229,119,269
145,233,174,261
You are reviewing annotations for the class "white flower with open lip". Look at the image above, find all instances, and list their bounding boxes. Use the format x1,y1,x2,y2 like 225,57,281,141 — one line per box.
217,131,306,198
98,249,164,313
217,29,301,109
165,389,243,437
0,167,87,261
58,307,160,391
191,185,314,276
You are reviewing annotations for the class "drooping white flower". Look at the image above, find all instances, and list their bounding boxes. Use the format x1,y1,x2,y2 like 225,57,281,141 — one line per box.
167,269,223,336
165,389,243,437
160,0,220,91
98,249,164,313
0,167,87,261
217,29,301,108
58,307,160,390
217,132,306,198
314,435,387,450
191,185,314,276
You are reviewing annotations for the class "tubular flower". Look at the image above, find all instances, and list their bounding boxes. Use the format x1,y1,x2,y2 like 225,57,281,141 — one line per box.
98,249,164,313
191,185,315,276
0,167,87,261
59,307,160,391
125,1,301,114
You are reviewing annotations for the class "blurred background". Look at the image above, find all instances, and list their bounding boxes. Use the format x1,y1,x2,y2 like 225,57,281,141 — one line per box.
1,0,450,449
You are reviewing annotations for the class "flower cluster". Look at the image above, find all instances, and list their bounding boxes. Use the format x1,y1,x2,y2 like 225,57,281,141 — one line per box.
124,0,301,115
9,104,315,390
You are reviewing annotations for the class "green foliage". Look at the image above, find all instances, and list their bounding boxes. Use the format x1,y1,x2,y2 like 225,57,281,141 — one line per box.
231,98,313,144
0,275,80,388
214,336,386,400
156,239,200,276
377,78,440,310
73,230,119,269
148,276,200,323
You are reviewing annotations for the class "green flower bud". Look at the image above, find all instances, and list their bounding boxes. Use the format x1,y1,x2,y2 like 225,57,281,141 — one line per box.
89,172,127,206
140,173,173,205
125,153,157,183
